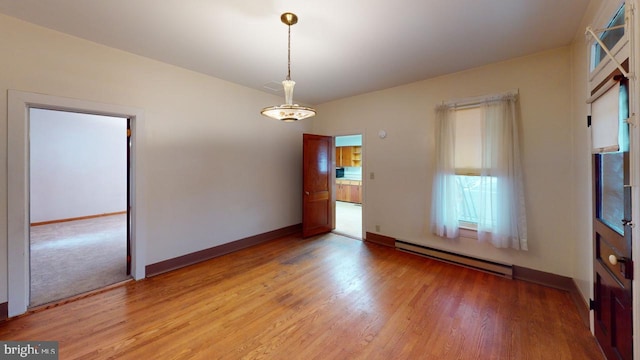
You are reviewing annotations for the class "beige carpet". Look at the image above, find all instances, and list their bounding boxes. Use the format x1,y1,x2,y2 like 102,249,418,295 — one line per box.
29,214,130,307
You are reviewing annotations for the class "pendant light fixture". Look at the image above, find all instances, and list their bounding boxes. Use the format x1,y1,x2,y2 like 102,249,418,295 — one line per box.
261,12,316,122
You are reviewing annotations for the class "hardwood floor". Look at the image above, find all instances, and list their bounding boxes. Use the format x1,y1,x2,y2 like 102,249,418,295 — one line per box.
0,233,603,359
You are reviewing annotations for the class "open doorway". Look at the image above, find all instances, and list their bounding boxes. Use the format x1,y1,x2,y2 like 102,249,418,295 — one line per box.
334,135,363,239
28,108,130,307
8,90,146,317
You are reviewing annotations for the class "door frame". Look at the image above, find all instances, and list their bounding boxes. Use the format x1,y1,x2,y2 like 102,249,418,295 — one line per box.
630,1,640,358
588,2,640,357
333,131,365,239
7,90,147,317
632,39,640,360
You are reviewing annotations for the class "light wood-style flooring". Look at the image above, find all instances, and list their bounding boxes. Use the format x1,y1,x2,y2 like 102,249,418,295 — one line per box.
0,233,603,359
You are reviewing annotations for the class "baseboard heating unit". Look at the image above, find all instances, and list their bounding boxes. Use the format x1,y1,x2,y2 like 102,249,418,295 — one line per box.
395,240,513,279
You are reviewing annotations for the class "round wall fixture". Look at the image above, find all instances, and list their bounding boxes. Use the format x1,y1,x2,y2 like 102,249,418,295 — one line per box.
378,130,387,139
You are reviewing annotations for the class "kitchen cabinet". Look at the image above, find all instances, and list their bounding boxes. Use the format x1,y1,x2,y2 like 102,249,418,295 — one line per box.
336,181,347,202
351,146,361,167
336,179,362,204
336,146,362,167
335,146,347,167
350,182,362,203
340,146,353,166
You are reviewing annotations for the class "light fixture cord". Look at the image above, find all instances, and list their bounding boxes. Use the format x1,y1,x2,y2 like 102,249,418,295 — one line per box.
287,24,291,80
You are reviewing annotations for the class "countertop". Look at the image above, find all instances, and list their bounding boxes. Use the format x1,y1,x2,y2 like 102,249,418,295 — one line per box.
337,177,362,182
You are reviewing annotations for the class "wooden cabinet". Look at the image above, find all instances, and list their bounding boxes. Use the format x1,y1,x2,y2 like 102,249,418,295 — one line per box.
336,181,348,202
340,146,353,166
336,146,362,167
336,179,362,204
351,146,361,167
335,146,347,167
349,182,362,203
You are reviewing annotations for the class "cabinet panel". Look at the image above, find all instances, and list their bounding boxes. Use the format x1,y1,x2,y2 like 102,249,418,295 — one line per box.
336,180,361,203
336,146,361,167
341,146,353,166
348,184,361,203
336,182,351,202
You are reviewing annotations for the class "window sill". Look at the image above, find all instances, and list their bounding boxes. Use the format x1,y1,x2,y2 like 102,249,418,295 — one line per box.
459,222,478,239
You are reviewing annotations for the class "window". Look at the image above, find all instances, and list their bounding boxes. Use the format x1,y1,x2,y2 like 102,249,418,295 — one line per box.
453,108,500,230
588,2,629,92
591,79,629,234
453,107,482,227
431,92,527,250
591,4,626,71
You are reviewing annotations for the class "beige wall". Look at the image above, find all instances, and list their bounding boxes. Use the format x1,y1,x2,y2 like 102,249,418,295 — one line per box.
313,47,577,277
570,0,605,310
0,14,312,304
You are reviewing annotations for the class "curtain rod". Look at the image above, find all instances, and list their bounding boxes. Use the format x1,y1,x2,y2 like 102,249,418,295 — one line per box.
442,89,519,108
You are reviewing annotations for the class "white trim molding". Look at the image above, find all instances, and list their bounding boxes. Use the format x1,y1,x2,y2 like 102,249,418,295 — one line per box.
7,90,147,317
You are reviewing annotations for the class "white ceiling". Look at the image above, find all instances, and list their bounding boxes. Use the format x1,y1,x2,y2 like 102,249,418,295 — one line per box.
0,0,590,105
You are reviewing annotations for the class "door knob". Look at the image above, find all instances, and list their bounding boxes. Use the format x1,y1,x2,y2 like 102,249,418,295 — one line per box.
608,254,626,266
305,191,310,195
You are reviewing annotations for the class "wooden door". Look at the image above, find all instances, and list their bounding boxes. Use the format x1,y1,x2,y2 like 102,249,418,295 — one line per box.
593,152,633,360
302,134,334,237
592,79,632,360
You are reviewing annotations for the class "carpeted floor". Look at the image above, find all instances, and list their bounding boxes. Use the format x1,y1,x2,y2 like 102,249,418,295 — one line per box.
29,214,130,307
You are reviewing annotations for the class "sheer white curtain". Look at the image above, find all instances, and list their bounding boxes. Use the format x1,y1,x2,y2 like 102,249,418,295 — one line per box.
478,95,527,250
430,93,527,250
430,105,459,238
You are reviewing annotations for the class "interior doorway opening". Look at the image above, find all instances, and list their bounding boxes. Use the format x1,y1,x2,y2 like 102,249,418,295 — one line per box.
28,108,131,307
8,90,146,318
334,134,363,239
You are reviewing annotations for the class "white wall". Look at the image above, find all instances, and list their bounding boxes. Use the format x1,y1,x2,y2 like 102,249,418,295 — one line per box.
313,47,576,277
0,14,312,304
30,109,127,222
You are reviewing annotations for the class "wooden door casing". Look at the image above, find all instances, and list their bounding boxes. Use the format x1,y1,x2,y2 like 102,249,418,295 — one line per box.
126,118,132,276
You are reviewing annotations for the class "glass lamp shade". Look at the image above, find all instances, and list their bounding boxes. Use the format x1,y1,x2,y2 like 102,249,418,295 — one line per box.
283,79,295,105
261,79,316,121
261,104,317,122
